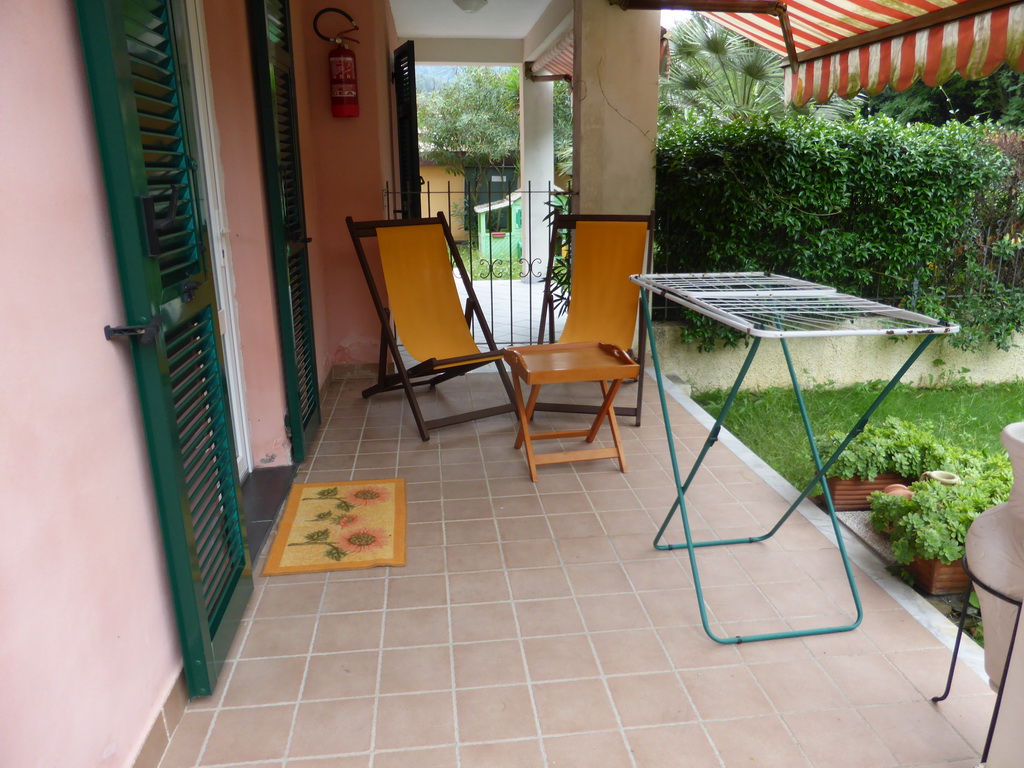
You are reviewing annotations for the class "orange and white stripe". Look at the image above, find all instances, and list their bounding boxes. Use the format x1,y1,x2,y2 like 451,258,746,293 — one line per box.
705,0,1024,104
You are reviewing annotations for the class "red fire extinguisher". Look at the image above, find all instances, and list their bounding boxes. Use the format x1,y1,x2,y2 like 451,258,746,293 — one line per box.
329,41,359,117
314,8,360,118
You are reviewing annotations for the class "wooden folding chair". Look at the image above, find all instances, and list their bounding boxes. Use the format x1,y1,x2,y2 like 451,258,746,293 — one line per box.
536,212,654,426
346,213,516,441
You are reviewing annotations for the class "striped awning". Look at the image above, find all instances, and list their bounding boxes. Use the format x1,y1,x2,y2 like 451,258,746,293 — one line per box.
531,27,575,78
703,0,1024,104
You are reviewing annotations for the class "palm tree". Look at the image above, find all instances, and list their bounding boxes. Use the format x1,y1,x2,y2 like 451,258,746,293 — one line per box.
660,15,863,121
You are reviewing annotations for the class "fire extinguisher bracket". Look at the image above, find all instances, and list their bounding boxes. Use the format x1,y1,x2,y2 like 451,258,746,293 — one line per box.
313,8,358,43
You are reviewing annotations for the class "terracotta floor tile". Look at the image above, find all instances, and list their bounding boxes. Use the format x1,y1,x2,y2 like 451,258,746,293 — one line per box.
590,629,672,675
784,709,896,768
385,575,447,609
577,593,650,632
542,732,634,768
443,543,503,573
155,372,994,768
606,672,696,727
507,567,572,600
201,705,293,764
459,740,544,768
556,536,618,565
448,570,510,603
750,659,848,713
158,710,214,768
818,654,922,706
522,634,600,681
455,686,537,742
450,601,518,643
222,657,307,707
382,606,450,647
374,692,455,750
859,608,949,653
706,716,812,766
371,747,455,768
514,597,585,637
859,700,977,765
379,645,452,694
502,539,560,568
322,579,386,614
546,512,606,538
533,678,618,735
289,698,375,758
443,519,498,546
625,723,720,767
313,612,383,653
680,665,775,720
497,515,553,542
302,651,378,700
454,639,527,687
256,583,325,618
886,648,994,700
241,616,317,659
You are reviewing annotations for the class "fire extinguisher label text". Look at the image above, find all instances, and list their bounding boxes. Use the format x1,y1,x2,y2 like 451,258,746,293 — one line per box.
330,58,355,80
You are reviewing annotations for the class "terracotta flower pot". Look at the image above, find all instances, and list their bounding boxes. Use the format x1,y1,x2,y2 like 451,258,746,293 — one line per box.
906,556,970,596
825,474,908,511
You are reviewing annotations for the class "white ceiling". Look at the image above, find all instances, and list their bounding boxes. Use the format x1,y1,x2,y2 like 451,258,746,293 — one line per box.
389,0,554,39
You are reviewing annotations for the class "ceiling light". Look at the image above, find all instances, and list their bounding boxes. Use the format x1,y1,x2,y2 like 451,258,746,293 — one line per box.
453,0,487,12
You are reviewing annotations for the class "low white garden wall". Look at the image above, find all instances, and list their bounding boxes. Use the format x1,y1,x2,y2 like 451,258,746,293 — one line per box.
650,323,1024,394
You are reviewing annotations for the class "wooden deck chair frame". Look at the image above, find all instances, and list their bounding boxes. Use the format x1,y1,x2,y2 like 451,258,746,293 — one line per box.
536,211,655,426
346,212,516,441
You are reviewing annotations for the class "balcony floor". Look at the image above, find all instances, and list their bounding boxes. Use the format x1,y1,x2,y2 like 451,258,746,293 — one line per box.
159,371,993,768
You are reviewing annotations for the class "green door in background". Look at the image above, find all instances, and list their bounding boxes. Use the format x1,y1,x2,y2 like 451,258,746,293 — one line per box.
249,0,321,461
76,0,252,697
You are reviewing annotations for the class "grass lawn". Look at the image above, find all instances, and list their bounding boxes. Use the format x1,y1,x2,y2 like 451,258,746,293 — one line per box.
691,379,1024,493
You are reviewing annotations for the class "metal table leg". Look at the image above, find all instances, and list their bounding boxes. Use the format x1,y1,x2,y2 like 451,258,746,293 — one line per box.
641,293,937,644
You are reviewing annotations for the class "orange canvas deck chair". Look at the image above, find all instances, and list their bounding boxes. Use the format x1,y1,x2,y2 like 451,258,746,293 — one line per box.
536,212,654,426
346,213,516,441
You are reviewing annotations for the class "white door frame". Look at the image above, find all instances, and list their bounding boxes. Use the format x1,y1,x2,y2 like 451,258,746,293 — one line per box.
178,0,254,479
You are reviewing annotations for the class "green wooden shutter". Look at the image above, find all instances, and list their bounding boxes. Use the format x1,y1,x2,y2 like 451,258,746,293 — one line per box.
249,0,321,461
76,0,252,697
393,41,421,219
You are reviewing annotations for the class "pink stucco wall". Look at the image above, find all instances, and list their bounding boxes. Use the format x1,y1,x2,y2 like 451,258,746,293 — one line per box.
203,1,293,466
0,5,183,766
294,0,396,367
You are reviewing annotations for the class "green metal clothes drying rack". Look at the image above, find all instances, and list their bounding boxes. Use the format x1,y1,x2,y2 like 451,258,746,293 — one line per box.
630,272,959,645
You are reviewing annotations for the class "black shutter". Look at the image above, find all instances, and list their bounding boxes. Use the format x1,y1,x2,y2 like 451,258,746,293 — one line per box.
393,40,421,219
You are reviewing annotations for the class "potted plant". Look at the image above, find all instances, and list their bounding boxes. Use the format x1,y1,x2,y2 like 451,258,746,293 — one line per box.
868,450,1013,594
817,416,950,510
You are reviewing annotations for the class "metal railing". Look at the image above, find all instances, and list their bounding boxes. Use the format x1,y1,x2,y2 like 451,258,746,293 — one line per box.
383,179,575,346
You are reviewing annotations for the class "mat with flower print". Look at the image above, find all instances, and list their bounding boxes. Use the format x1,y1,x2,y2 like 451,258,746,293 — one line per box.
263,479,406,574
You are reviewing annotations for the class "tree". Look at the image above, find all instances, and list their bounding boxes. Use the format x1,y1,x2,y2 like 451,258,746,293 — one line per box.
660,15,787,121
862,67,1024,128
418,66,520,172
659,16,863,122
417,66,573,179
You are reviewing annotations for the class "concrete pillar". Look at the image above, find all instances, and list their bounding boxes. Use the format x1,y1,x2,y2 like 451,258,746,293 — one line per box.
520,74,556,281
572,0,659,215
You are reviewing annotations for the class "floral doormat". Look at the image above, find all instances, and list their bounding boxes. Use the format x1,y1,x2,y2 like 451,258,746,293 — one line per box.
263,479,406,575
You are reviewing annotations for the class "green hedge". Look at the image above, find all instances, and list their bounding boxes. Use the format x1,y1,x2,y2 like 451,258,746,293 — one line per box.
655,116,1019,351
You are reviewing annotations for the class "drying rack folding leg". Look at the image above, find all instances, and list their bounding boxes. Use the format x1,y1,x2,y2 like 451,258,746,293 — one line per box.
641,294,938,644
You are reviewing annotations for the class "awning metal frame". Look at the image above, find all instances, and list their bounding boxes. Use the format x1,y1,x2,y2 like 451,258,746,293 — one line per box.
610,0,799,68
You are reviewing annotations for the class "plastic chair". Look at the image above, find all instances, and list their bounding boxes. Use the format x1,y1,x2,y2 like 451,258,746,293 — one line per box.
536,212,654,426
346,213,516,441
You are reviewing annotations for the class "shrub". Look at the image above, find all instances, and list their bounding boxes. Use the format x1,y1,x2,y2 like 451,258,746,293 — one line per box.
817,416,949,481
655,115,1015,351
869,450,1012,564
